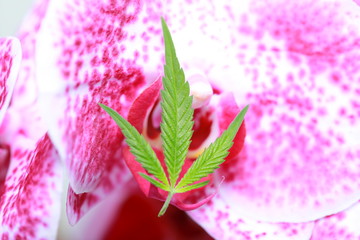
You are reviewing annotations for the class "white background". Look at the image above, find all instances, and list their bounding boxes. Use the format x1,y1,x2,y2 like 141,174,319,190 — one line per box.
0,0,35,36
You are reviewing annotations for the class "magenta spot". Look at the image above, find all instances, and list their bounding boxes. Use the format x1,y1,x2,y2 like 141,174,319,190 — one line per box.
0,135,60,238
331,72,341,83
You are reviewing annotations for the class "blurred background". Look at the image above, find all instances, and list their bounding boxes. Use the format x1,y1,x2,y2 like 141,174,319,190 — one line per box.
0,0,35,36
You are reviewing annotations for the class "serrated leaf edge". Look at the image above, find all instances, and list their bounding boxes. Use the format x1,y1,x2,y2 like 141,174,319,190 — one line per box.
175,105,249,189
99,103,170,188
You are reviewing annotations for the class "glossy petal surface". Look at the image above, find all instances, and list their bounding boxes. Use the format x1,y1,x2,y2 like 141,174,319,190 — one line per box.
0,37,21,124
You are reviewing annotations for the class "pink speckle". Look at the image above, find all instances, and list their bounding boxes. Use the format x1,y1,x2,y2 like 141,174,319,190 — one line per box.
0,135,62,239
0,38,17,113
37,0,154,193
214,0,360,223
312,201,360,239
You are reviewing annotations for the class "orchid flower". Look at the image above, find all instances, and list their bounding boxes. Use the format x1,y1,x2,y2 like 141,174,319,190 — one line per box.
1,0,360,239
0,7,63,239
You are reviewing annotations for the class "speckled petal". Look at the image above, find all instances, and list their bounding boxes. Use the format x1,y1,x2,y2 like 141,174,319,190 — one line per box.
0,0,63,237
311,201,360,240
59,180,132,240
35,0,166,194
36,0,360,224
136,0,360,223
0,37,21,124
0,134,63,239
12,0,50,110
66,149,132,225
210,0,360,223
188,194,314,240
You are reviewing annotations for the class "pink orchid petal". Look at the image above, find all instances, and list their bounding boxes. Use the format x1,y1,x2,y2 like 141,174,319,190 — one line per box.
0,0,52,143
36,85,135,194
35,0,360,225
126,0,360,224
0,37,21,124
0,144,10,193
0,134,63,239
66,187,100,226
311,201,360,239
210,0,360,223
66,187,98,226
59,181,132,239
12,0,50,110
66,148,132,225
35,0,167,193
0,1,63,237
188,194,314,240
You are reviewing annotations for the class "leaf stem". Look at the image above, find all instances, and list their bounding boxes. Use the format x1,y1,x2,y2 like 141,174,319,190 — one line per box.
158,190,175,217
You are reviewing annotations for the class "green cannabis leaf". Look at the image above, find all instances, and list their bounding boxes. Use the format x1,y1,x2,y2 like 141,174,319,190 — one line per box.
99,17,249,216
160,18,194,189
98,103,170,191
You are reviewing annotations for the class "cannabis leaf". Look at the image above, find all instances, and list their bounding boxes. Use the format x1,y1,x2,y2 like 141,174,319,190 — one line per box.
175,105,249,190
99,17,249,216
98,103,170,190
160,17,194,188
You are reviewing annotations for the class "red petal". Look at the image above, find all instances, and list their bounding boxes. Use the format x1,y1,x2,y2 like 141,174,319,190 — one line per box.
104,188,213,240
215,93,246,161
128,77,162,132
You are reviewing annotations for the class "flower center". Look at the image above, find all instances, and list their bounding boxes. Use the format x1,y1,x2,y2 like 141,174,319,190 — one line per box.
143,72,218,158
